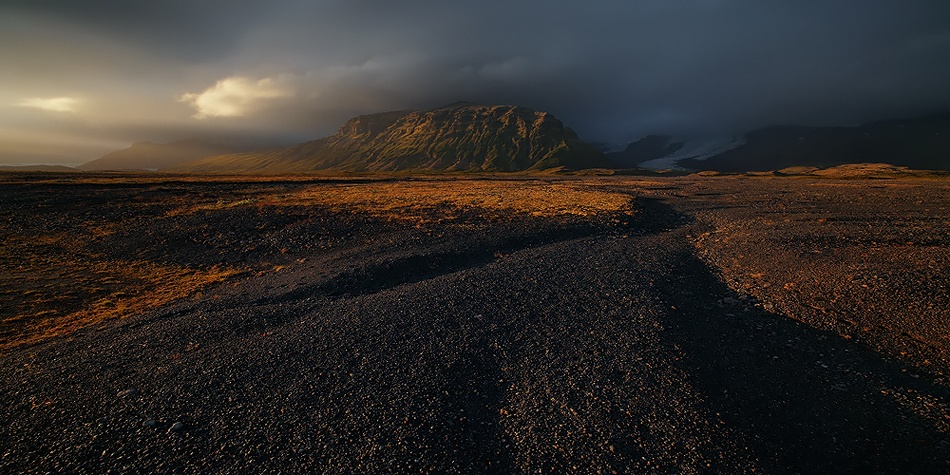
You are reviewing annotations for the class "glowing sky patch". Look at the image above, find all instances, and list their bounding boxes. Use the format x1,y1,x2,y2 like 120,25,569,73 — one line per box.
17,97,78,113
180,76,292,119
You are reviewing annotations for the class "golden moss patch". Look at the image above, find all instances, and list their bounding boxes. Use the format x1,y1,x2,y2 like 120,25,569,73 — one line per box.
266,179,635,221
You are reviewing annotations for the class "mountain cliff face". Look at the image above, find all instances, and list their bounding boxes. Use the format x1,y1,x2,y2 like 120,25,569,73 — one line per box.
178,104,608,173
80,139,252,171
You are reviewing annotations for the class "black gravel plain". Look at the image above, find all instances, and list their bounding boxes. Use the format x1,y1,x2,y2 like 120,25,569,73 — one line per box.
1,174,948,474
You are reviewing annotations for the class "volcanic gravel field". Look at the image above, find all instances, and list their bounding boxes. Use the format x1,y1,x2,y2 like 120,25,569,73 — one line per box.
1,174,948,473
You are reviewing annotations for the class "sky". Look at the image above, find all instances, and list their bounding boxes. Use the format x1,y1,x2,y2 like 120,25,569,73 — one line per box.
2,0,950,165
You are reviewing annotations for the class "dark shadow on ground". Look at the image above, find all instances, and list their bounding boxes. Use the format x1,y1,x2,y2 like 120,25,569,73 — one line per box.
643,198,950,473
273,210,641,303
433,313,515,472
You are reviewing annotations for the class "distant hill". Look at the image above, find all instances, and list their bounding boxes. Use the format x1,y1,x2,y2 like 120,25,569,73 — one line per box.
0,165,79,173
679,113,950,171
80,139,253,171
175,104,609,173
766,163,950,178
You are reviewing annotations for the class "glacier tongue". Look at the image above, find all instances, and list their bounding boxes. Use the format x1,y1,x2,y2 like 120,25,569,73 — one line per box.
639,137,745,170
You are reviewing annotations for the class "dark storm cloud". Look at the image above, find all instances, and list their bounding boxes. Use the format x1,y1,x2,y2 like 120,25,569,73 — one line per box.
233,1,950,140
2,0,950,163
1,0,271,61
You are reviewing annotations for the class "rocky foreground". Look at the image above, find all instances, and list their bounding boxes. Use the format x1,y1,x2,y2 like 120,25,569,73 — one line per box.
1,174,948,473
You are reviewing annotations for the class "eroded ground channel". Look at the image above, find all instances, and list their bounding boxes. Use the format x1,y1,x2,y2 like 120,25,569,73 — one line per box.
1,174,948,473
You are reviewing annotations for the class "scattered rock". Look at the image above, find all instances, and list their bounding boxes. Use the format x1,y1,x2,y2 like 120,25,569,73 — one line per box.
116,389,138,398
168,422,184,433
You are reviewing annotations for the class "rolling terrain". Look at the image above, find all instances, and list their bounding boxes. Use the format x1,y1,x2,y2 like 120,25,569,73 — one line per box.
80,139,255,172
1,173,948,473
0,165,79,172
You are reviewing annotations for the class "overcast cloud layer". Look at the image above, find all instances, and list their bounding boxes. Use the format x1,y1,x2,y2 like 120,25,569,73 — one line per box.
2,0,949,164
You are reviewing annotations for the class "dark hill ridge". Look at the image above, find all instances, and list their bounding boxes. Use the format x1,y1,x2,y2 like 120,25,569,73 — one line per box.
679,113,950,171
80,139,254,171
177,104,609,173
0,164,79,173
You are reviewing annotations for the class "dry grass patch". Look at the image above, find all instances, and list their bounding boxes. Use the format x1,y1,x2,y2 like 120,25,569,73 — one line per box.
265,180,635,222
0,257,238,351
0,231,240,352
14,262,236,350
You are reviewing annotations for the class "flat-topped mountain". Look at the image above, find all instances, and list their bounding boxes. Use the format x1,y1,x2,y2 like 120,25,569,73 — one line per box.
80,139,253,171
176,104,608,173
